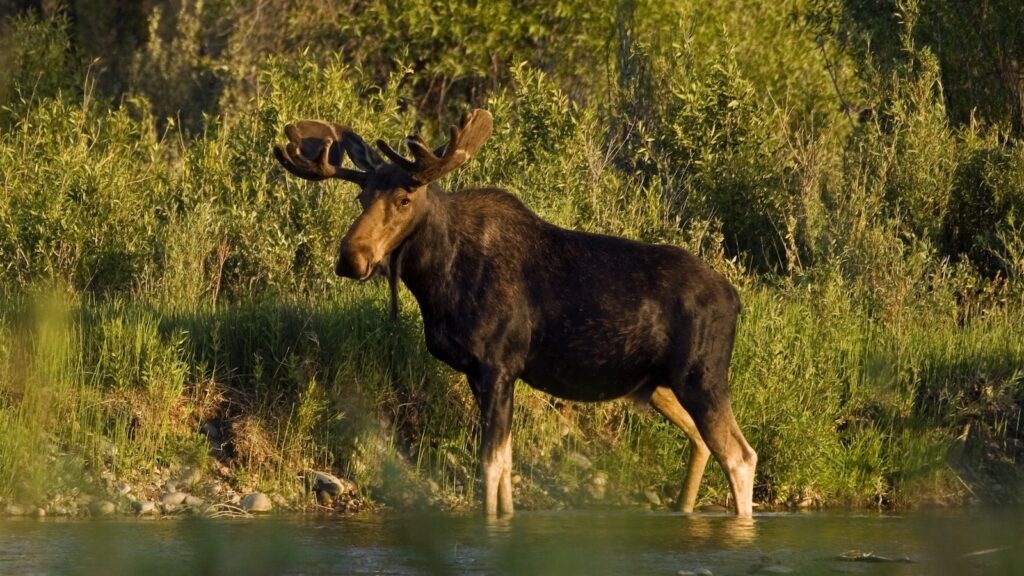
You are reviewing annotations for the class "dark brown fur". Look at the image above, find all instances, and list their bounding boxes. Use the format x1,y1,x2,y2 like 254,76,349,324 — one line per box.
274,110,758,517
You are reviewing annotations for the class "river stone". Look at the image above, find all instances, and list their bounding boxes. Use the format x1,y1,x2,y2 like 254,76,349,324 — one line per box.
309,471,354,498
161,492,188,507
591,471,608,487
4,504,26,516
643,489,662,507
137,501,158,516
177,467,202,488
241,492,273,513
91,500,116,516
116,482,132,495
184,495,205,508
698,504,729,513
565,452,592,469
32,507,46,517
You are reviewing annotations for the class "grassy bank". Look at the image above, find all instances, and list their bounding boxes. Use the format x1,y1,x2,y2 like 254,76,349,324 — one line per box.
1,283,1020,512
1,1,1023,514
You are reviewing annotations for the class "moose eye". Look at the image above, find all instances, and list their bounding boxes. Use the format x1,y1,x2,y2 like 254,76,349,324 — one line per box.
399,197,411,207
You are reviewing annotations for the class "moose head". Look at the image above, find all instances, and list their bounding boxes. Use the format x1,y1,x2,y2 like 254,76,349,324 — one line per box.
273,110,493,282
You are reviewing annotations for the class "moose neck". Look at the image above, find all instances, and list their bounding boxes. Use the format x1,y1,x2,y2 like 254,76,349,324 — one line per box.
397,186,458,314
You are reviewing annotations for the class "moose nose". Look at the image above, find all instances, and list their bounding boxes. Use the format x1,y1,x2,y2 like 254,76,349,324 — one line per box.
336,240,373,279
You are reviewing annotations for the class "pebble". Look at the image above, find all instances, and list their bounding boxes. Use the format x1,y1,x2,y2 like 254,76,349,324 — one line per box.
241,492,273,513
91,500,116,516
426,479,440,495
565,452,592,469
161,492,188,507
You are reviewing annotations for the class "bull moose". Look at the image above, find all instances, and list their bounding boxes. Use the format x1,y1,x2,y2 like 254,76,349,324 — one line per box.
272,109,757,516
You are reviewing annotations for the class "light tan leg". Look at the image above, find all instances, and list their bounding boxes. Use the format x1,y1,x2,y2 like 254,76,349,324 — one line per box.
498,436,513,516
677,394,757,517
650,386,711,513
483,429,514,517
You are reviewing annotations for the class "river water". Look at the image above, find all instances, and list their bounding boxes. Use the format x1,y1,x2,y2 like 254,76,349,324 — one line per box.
1,509,1021,575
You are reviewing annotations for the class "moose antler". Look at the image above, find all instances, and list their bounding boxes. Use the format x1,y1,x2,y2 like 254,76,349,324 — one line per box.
273,120,369,184
376,109,493,183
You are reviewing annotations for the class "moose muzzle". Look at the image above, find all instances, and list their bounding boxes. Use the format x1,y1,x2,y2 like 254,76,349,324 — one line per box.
335,234,378,280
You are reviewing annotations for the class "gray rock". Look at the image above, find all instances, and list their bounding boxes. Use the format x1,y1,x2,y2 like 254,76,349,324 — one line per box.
4,504,26,516
308,470,355,498
163,482,178,494
137,501,158,516
91,500,116,516
161,492,188,507
177,467,201,488
184,495,205,508
241,492,273,513
32,507,46,518
643,489,662,507
271,493,288,509
116,482,132,495
565,452,592,469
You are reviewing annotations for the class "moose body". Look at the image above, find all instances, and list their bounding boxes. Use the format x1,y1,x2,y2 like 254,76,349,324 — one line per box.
274,110,758,517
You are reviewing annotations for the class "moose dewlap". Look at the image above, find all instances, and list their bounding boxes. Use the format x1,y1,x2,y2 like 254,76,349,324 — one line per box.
273,109,757,517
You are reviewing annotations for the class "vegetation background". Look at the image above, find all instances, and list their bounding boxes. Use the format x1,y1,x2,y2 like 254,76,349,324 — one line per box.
0,0,1022,513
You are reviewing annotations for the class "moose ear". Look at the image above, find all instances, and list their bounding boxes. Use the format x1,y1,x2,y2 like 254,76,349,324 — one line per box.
340,132,385,172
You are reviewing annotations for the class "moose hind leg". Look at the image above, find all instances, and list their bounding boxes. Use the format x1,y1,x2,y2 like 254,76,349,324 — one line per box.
649,386,711,513
674,370,757,517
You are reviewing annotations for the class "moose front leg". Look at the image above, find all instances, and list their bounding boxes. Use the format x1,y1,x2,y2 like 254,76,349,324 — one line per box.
471,370,516,517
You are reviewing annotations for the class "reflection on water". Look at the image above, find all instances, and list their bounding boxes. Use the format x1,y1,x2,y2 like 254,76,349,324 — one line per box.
1,509,1022,575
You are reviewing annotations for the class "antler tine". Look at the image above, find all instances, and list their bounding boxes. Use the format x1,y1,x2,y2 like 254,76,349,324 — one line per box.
375,109,493,184
273,121,368,184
